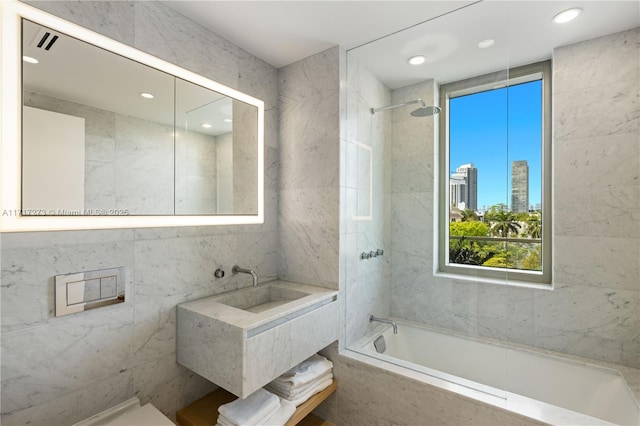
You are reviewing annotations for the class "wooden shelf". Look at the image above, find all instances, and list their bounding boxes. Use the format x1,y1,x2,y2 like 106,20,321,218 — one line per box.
177,380,337,426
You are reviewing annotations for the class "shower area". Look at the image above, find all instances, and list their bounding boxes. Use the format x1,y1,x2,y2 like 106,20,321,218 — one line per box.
339,1,639,425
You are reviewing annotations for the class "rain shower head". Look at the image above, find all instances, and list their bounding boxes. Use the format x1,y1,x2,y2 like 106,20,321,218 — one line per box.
410,105,441,117
371,99,440,117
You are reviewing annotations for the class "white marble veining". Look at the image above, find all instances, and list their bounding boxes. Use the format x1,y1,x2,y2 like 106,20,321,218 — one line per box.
24,0,136,45
553,28,639,94
1,371,134,426
2,2,280,425
278,47,341,292
278,47,341,191
342,51,393,346
374,28,640,371
324,347,544,426
177,281,338,397
133,1,239,90
26,91,235,215
1,306,134,416
1,240,134,333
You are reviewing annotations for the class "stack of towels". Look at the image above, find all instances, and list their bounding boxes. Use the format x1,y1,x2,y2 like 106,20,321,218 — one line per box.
265,354,334,406
216,388,295,426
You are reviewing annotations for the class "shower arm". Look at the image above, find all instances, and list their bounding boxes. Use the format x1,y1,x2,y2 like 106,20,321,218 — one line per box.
371,99,426,114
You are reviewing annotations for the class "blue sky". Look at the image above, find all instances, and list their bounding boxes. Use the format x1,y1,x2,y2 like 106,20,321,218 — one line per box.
449,80,542,210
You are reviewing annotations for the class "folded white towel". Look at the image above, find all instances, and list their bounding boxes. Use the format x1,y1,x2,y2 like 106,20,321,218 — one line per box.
219,397,295,426
259,397,296,426
266,372,333,397
218,388,280,426
271,377,333,407
283,374,333,400
216,416,235,426
275,355,333,387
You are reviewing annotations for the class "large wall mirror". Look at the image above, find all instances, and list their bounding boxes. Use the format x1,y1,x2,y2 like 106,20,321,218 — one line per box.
1,2,264,231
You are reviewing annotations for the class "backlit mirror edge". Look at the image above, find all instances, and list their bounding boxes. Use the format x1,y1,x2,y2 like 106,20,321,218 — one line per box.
1,1,265,232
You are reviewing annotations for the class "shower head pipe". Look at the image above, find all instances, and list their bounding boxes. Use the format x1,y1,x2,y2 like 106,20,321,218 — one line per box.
370,99,426,114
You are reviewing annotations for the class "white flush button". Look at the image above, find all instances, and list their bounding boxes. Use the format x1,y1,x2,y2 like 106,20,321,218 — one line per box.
67,281,85,305
101,276,117,298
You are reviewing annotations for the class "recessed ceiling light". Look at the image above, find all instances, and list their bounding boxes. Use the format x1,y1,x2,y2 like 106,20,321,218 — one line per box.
22,56,39,64
223,118,232,123
478,39,495,49
408,55,426,65
140,92,155,99
553,8,582,24
201,123,212,128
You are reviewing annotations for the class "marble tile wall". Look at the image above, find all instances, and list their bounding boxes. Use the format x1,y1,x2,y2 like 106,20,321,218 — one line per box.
232,100,260,214
2,1,279,424
342,52,393,345
386,28,640,368
278,47,341,290
25,91,224,215
175,130,218,215
215,132,234,214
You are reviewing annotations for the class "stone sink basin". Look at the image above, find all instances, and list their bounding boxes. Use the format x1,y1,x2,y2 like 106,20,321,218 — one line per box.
177,280,338,398
214,284,312,314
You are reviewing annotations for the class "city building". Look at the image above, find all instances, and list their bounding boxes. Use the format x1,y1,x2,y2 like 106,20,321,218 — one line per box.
511,160,529,212
449,163,477,210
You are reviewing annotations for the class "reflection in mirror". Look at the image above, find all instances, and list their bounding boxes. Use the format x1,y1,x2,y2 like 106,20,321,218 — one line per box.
22,19,175,216
21,19,259,217
175,78,258,215
351,141,372,220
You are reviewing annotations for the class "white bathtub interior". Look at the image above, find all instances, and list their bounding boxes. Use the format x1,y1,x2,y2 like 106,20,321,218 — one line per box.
351,321,639,426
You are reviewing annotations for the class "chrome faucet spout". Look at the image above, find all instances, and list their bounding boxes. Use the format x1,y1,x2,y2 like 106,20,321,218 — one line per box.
369,314,398,334
232,265,258,286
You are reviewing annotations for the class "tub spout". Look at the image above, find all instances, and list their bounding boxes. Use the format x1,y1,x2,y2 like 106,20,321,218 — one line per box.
369,314,398,334
232,265,258,286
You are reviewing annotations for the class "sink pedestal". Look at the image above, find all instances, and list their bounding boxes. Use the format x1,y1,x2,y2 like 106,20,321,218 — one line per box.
177,280,338,398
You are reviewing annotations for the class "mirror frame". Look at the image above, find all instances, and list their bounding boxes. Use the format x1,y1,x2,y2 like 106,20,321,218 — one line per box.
1,1,265,232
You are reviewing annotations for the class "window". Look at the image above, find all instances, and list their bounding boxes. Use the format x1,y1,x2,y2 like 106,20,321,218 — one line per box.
438,61,551,284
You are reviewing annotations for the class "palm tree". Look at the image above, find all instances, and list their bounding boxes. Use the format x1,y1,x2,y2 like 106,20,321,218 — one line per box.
488,210,521,238
461,208,479,222
526,216,542,239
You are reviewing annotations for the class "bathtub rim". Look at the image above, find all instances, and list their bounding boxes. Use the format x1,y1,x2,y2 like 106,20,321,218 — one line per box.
353,317,639,404
345,318,639,425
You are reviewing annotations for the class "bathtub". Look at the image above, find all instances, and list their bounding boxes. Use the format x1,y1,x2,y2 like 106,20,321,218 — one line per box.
353,320,639,425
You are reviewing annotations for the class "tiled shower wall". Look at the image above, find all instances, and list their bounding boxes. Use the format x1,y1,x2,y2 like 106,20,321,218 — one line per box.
1,1,279,424
278,47,341,290
342,52,392,345
388,28,639,368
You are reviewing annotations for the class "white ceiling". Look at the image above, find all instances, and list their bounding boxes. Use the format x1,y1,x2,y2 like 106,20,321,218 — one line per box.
163,0,640,88
163,0,476,69
23,20,234,136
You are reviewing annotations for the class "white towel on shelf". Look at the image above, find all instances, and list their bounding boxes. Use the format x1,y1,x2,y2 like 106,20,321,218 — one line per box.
217,388,280,426
260,397,296,426
271,377,333,407
275,354,333,387
219,397,295,426
216,417,235,426
266,372,333,397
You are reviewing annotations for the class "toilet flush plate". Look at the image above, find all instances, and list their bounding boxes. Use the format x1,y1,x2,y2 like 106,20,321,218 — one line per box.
54,267,125,317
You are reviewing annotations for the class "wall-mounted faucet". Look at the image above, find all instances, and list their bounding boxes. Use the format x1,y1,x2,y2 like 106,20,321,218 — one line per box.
232,265,258,286
369,314,398,334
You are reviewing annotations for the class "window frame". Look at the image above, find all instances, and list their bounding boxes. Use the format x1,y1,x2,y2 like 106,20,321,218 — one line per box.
437,60,552,285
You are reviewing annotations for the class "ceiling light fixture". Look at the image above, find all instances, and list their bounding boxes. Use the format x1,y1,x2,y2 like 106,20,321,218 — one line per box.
408,55,426,65
140,92,155,99
22,56,39,64
223,118,232,123
552,8,582,24
201,123,212,128
478,39,495,49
